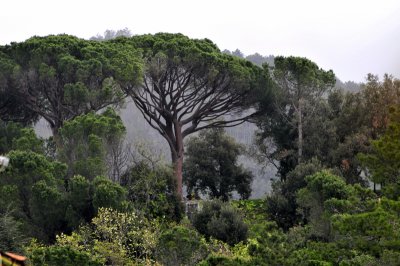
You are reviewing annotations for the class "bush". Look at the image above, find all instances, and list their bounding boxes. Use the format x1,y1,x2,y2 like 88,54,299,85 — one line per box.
56,207,159,265
198,255,252,266
92,176,128,212
155,225,208,266
26,240,102,266
266,158,323,230
121,162,183,221
192,200,248,246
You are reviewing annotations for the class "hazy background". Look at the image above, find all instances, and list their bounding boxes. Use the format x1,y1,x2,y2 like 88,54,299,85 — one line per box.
1,0,399,82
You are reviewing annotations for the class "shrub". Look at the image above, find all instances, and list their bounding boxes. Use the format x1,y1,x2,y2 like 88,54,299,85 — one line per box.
121,162,183,221
198,255,251,266
155,225,208,266
55,208,159,265
26,240,102,266
192,200,248,246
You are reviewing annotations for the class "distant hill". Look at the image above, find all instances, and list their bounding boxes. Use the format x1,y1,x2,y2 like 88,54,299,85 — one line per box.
89,28,132,41
335,79,362,92
224,48,362,93
222,49,274,67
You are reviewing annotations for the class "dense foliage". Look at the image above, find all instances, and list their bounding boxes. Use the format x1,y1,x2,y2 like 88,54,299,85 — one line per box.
192,200,248,246
59,108,126,181
121,162,183,221
0,35,142,137
184,128,253,200
0,32,400,265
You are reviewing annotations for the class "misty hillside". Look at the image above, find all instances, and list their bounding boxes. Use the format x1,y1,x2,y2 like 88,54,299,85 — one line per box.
224,48,362,92
335,79,362,92
223,48,274,67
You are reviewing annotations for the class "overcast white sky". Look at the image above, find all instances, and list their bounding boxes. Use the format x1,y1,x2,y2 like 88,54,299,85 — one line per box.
1,0,399,82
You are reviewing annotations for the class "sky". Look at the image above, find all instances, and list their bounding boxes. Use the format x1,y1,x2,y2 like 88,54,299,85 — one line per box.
1,0,399,82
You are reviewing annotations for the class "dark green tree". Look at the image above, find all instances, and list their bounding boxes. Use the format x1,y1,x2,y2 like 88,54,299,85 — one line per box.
121,161,183,221
256,57,335,178
296,170,353,240
65,175,93,229
0,50,36,123
359,105,400,187
0,150,67,241
63,174,129,231
155,225,208,266
266,158,323,230
29,180,67,241
116,33,272,198
272,56,335,164
192,200,248,246
91,176,128,213
59,108,126,180
326,89,371,184
0,121,43,154
184,128,253,200
1,35,141,142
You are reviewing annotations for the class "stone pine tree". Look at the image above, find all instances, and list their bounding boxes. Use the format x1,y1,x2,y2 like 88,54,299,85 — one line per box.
1,35,142,143
117,33,272,199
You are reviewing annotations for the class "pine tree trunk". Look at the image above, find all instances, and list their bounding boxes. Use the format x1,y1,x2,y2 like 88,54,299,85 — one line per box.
171,149,184,200
170,122,184,200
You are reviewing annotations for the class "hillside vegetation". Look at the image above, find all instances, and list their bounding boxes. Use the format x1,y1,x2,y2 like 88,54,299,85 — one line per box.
0,33,400,265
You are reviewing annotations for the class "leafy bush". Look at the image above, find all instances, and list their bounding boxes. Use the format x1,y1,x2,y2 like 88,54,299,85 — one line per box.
332,206,400,257
26,240,102,266
56,207,159,265
296,170,353,240
155,225,208,266
266,158,323,230
192,200,248,246
198,255,252,266
121,161,183,221
0,208,27,253
92,176,128,212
